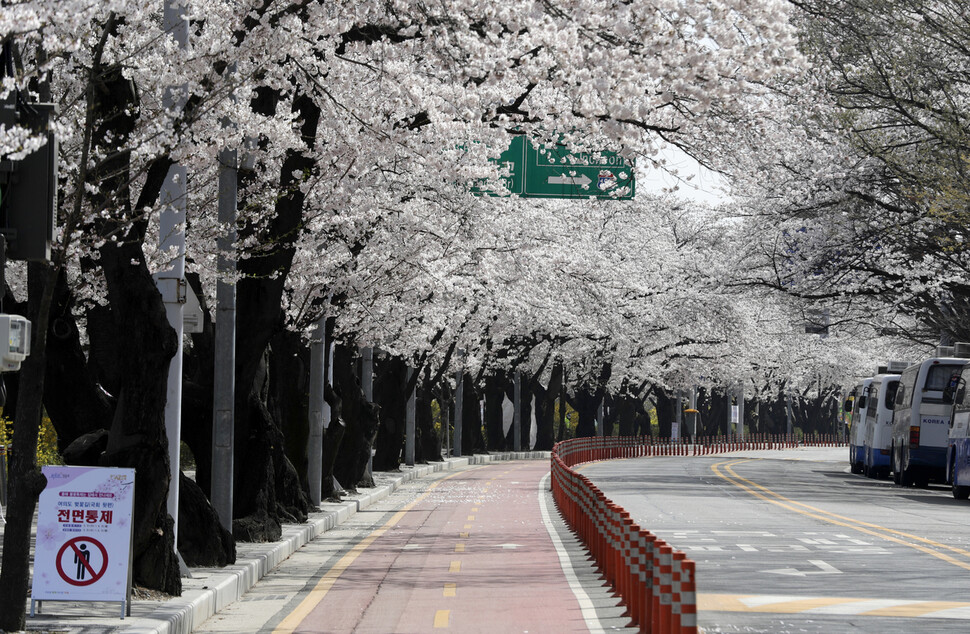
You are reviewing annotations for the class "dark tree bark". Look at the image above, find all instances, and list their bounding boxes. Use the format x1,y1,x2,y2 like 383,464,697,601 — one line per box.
96,238,181,594
373,354,408,470
653,387,675,438
484,372,509,451
573,385,601,437
460,373,486,454
42,269,114,449
233,346,310,541
332,343,379,488
178,473,236,566
180,273,216,499
268,329,311,492
518,383,533,449
614,381,649,437
569,364,611,438
532,361,562,450
696,388,729,436
0,263,57,631
415,371,441,463
320,382,346,501
230,92,318,541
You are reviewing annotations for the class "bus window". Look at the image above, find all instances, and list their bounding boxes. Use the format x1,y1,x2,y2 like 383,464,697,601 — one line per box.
926,365,958,392
895,383,906,407
884,381,899,409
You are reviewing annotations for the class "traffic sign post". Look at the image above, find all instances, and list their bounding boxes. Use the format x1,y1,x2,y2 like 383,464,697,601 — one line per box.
30,466,136,619
481,136,635,199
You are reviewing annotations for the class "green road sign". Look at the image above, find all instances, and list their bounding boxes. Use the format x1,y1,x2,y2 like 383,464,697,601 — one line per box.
497,136,635,199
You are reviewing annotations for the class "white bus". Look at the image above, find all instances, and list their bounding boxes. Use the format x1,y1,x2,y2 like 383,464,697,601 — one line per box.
862,372,901,479
891,356,968,487
848,379,872,474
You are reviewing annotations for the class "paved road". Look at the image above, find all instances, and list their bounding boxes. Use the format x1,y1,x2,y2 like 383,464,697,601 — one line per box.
196,461,634,634
581,449,970,633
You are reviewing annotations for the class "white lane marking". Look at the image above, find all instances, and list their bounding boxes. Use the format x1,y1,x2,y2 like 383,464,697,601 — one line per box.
538,472,605,634
764,560,841,576
738,544,758,552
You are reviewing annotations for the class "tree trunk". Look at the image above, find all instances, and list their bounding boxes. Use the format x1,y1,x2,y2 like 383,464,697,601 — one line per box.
373,354,408,470
532,361,561,451
232,346,310,541
332,343,379,488
41,269,114,449
416,372,440,463
484,372,508,451
230,93,318,541
519,383,533,450
97,240,181,594
461,374,485,454
178,473,236,566
268,330,311,493
320,382,346,501
573,385,600,437
0,262,57,631
654,387,675,438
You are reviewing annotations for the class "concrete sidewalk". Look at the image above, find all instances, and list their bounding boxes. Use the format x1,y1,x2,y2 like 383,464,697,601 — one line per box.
5,452,549,634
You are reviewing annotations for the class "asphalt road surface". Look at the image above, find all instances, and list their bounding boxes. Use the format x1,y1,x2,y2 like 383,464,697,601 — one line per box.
581,450,970,633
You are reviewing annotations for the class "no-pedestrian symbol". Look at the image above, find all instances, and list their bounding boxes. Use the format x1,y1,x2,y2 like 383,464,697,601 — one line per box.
56,536,108,587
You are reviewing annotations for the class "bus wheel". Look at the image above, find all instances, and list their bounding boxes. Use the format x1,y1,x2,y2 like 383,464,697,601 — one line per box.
901,468,914,487
953,485,970,500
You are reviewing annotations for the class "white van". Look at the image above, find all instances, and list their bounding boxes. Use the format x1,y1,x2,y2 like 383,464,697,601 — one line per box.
892,356,968,486
862,372,901,479
848,379,872,474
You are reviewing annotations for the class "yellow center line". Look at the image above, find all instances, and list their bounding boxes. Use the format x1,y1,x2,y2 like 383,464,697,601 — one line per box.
711,460,970,572
463,524,472,529
434,609,450,628
454,543,465,553
273,469,473,633
449,560,461,573
471,507,479,512
466,515,475,521
443,582,457,597
459,532,468,538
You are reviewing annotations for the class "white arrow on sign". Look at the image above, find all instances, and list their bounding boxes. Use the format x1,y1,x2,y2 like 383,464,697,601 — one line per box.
764,560,841,577
548,174,592,187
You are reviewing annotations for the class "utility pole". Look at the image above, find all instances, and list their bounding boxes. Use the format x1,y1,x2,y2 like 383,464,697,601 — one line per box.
158,0,189,572
405,367,416,466
674,389,683,440
307,316,326,507
210,138,237,532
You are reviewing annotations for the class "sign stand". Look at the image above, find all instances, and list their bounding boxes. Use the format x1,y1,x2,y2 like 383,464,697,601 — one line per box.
29,466,136,620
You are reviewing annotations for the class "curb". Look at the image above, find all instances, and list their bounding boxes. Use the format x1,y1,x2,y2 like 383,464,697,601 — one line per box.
109,452,550,634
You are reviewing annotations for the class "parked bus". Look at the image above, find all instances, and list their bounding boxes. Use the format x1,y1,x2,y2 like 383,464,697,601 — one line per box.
892,355,969,487
848,379,872,474
862,371,901,479
945,352,970,498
